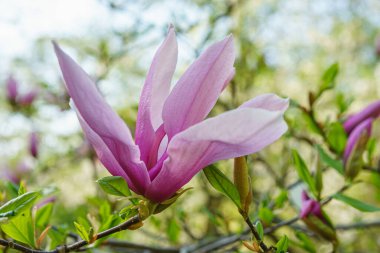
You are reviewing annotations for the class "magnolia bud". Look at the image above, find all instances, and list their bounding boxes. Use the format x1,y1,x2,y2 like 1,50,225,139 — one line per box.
234,156,252,216
6,75,18,103
29,131,39,158
343,118,372,180
300,191,337,242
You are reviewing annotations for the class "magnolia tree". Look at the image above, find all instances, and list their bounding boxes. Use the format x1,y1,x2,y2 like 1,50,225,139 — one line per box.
1,2,380,253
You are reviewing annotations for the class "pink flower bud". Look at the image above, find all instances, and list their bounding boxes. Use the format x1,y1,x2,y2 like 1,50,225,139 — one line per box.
376,36,380,57
35,196,56,209
6,75,18,102
300,191,337,242
300,191,324,222
19,90,37,107
29,132,39,158
0,161,32,184
343,100,380,134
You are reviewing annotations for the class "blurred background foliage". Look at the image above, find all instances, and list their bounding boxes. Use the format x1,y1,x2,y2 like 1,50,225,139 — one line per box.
1,0,380,252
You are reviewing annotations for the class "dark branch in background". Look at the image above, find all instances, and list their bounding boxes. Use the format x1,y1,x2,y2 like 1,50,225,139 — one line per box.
363,165,380,174
102,239,178,253
3,214,380,253
0,215,141,253
336,220,380,230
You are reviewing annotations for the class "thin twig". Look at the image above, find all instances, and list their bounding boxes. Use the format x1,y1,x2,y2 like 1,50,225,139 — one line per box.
336,220,380,230
0,215,141,253
244,217,270,252
102,239,179,252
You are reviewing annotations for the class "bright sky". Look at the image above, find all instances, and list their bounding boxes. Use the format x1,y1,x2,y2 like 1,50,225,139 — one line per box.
0,0,194,156
0,0,105,66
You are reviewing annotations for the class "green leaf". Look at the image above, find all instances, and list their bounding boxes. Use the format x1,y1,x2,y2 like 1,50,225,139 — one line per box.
154,188,192,214
276,235,289,253
275,190,288,208
48,226,67,250
316,145,343,174
320,63,339,92
1,211,35,247
295,231,316,253
325,122,347,154
166,218,180,244
35,203,54,229
18,181,26,196
255,221,264,239
74,221,90,242
258,206,274,225
203,165,241,208
0,191,40,219
335,92,352,114
303,215,337,241
292,150,317,197
366,137,376,162
97,176,132,197
119,205,139,220
333,193,380,212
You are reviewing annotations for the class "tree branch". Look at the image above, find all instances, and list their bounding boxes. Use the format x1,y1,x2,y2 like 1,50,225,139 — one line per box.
0,214,141,253
336,220,380,230
244,217,271,252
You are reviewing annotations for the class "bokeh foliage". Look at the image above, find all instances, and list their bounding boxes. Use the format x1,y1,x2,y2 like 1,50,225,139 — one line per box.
1,0,380,252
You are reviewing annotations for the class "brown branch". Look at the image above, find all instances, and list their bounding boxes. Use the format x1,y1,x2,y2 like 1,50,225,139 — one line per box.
0,214,141,253
264,216,299,234
336,220,380,230
244,217,271,252
102,239,179,253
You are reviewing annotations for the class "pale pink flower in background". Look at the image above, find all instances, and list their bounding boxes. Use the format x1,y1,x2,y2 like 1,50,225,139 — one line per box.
6,75,18,102
29,131,39,158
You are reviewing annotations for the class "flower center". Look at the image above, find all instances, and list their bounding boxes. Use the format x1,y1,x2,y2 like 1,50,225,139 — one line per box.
147,124,166,169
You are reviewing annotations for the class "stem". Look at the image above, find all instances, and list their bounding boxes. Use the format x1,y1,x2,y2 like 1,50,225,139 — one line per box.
336,220,380,230
102,239,178,253
0,215,141,253
244,217,270,252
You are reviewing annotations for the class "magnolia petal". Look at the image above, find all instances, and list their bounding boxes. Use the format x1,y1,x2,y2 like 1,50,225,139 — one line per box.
135,27,178,162
146,106,288,202
54,42,150,193
344,100,380,134
6,75,18,101
162,35,235,139
240,93,289,112
76,112,139,193
343,118,372,165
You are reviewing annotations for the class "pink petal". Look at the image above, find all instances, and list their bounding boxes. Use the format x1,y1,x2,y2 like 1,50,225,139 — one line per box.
135,26,178,162
300,200,314,218
6,75,18,101
240,93,289,112
162,35,235,139
54,42,150,193
343,118,372,165
146,104,288,202
76,112,139,192
344,100,380,134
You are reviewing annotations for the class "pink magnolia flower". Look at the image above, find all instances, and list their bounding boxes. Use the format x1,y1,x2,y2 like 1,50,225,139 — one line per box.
6,75,18,102
0,161,32,184
35,196,56,210
300,191,337,242
343,118,372,166
19,90,38,107
300,191,324,222
5,75,37,107
29,131,39,158
54,27,288,203
343,100,380,134
343,101,379,178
